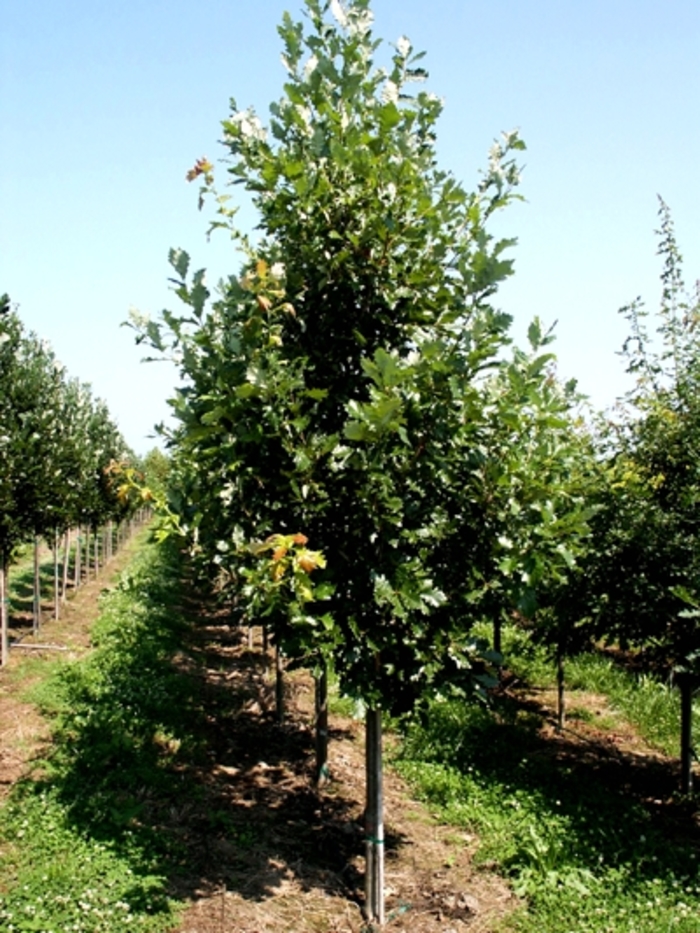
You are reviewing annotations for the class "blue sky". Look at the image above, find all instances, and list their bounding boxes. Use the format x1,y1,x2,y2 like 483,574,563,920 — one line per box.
2,0,699,453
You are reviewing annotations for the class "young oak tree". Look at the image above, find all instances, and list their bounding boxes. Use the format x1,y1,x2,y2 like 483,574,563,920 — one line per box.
133,0,539,921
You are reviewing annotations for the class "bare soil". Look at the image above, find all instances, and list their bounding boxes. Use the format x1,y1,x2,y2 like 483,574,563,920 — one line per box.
167,619,519,933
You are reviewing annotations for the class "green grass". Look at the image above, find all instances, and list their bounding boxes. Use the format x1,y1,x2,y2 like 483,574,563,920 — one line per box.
473,621,700,759
0,540,197,933
395,698,700,933
565,653,700,758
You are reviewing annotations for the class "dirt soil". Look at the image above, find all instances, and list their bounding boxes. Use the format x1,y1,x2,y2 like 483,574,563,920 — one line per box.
0,542,520,933
169,619,519,933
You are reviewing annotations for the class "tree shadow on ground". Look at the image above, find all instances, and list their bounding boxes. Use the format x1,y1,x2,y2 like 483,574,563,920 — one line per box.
24,552,406,921
7,556,68,636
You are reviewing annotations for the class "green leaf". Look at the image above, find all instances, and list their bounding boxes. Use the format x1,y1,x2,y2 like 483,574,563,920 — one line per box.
169,247,190,280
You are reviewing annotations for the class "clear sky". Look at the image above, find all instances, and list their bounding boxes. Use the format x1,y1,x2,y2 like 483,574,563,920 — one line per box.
2,0,699,454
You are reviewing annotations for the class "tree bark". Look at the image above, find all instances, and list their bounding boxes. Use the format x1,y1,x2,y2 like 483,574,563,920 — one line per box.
493,613,502,657
365,707,385,926
275,643,285,724
61,529,70,602
33,536,41,635
679,672,694,795
0,551,8,667
315,663,329,786
556,642,566,733
53,529,60,621
74,528,81,589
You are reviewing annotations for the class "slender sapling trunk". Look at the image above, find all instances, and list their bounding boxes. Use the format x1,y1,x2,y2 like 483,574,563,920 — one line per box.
275,643,285,724
0,551,8,667
74,529,81,589
315,662,329,786
365,707,385,926
33,536,41,635
53,529,60,621
556,641,566,733
679,672,694,795
61,529,70,602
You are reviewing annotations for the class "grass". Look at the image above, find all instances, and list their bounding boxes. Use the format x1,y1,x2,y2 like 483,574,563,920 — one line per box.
0,539,197,933
6,531,115,630
473,621,700,760
395,698,700,932
565,654,696,758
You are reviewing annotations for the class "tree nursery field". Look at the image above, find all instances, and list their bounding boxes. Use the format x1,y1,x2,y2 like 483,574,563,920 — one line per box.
3,2,700,930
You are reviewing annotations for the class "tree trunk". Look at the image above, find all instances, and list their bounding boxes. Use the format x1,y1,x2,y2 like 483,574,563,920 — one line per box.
493,613,502,657
679,673,694,795
85,528,91,581
33,536,41,635
61,530,70,602
365,707,385,926
94,526,99,577
275,643,285,724
74,528,81,589
556,642,565,733
315,663,329,786
53,529,60,621
0,551,8,667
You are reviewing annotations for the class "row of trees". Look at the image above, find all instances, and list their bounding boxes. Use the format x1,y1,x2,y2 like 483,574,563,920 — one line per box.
0,295,144,663
551,200,700,792
132,0,698,922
